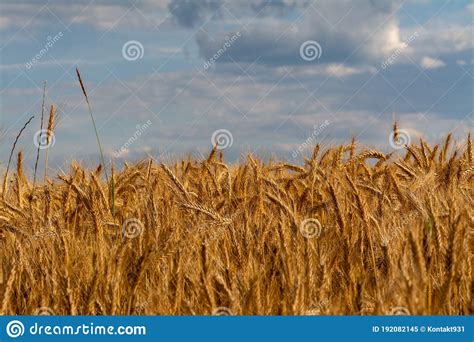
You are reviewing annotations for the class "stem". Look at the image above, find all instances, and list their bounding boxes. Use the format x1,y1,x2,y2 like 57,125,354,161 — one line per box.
33,81,47,189
2,116,34,199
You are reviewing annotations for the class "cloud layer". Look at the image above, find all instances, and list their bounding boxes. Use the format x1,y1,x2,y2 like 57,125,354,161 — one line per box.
0,0,472,166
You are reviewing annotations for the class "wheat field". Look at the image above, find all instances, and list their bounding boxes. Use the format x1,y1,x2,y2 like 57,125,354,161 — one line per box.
0,130,472,316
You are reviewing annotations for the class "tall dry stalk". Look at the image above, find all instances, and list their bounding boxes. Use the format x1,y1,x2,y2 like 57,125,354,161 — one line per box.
76,68,115,215
2,116,34,199
33,81,47,189
75,68,108,182
44,105,56,181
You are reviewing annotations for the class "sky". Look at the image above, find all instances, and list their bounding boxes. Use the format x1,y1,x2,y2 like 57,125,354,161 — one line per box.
0,0,473,170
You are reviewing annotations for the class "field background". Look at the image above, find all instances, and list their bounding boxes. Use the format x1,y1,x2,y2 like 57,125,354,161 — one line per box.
1,135,472,315
1,0,473,316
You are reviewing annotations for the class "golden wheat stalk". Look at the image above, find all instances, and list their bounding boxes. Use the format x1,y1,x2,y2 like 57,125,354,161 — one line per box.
0,128,471,315
43,105,56,181
33,81,47,189
2,116,34,199
76,68,109,183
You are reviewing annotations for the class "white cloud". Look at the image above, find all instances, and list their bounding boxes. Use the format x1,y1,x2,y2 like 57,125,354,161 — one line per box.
365,20,406,58
0,0,471,163
404,24,472,59
420,56,446,69
0,1,172,31
196,1,406,68
324,63,376,77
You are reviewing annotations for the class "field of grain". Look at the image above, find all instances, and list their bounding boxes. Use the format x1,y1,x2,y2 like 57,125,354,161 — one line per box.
0,130,472,316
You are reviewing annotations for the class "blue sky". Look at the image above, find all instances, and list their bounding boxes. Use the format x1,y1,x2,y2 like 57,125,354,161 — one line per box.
0,0,473,169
